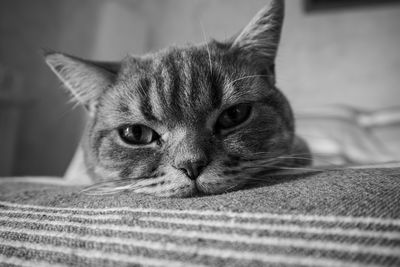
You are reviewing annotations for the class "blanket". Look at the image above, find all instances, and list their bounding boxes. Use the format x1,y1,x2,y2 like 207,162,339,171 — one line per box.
0,168,399,266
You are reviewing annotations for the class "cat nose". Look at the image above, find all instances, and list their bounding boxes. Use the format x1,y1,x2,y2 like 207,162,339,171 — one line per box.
177,160,208,180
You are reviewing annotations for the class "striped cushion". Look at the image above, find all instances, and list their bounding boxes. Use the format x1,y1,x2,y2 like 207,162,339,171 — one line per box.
0,168,399,266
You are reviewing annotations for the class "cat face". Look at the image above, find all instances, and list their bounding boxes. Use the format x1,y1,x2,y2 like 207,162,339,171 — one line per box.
45,0,309,197
87,45,295,197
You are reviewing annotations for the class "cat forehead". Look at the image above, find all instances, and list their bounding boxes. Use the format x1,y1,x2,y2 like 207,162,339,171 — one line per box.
102,45,270,127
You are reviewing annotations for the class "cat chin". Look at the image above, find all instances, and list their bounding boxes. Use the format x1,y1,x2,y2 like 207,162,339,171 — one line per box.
138,177,241,198
152,182,198,198
161,181,244,197
129,172,198,198
196,180,246,196
155,170,248,197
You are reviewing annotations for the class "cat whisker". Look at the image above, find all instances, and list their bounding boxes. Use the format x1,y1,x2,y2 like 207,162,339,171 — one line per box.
243,163,326,172
226,74,273,88
249,151,330,158
224,183,240,193
80,176,160,196
275,156,313,160
273,155,337,165
200,21,213,75
244,151,339,166
271,166,326,172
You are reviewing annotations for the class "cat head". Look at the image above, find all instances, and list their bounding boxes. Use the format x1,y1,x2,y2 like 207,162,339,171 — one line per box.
45,0,301,197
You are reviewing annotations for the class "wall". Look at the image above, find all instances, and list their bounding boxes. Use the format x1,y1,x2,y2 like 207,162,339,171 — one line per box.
133,0,400,111
1,0,399,175
0,0,101,175
281,1,400,111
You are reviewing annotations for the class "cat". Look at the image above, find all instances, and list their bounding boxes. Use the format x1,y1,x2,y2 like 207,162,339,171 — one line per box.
44,0,311,197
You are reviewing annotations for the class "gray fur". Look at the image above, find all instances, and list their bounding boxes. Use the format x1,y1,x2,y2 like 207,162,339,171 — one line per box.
45,0,311,197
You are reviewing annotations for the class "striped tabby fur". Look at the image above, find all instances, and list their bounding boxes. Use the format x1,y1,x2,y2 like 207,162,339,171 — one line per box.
45,0,311,197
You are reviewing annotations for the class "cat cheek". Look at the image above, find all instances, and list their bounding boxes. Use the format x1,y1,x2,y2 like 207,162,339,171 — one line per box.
92,165,120,182
117,158,166,179
118,164,149,179
197,175,244,195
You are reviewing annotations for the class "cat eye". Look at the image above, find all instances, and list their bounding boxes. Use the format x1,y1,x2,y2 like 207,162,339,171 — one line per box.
118,124,160,145
216,103,252,130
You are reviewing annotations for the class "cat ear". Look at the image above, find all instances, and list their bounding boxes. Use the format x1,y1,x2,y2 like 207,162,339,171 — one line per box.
230,0,284,67
44,51,119,114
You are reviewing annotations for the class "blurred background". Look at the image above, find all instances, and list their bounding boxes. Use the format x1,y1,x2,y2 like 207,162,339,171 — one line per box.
1,0,400,177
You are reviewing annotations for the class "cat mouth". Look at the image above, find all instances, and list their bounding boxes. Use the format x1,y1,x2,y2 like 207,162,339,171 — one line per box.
187,180,210,196
192,179,221,196
192,181,203,195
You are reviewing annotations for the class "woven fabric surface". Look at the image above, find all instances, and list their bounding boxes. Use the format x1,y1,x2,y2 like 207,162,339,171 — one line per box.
0,168,399,266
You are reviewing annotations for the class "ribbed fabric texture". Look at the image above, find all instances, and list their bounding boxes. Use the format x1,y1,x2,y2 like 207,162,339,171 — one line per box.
0,168,399,266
